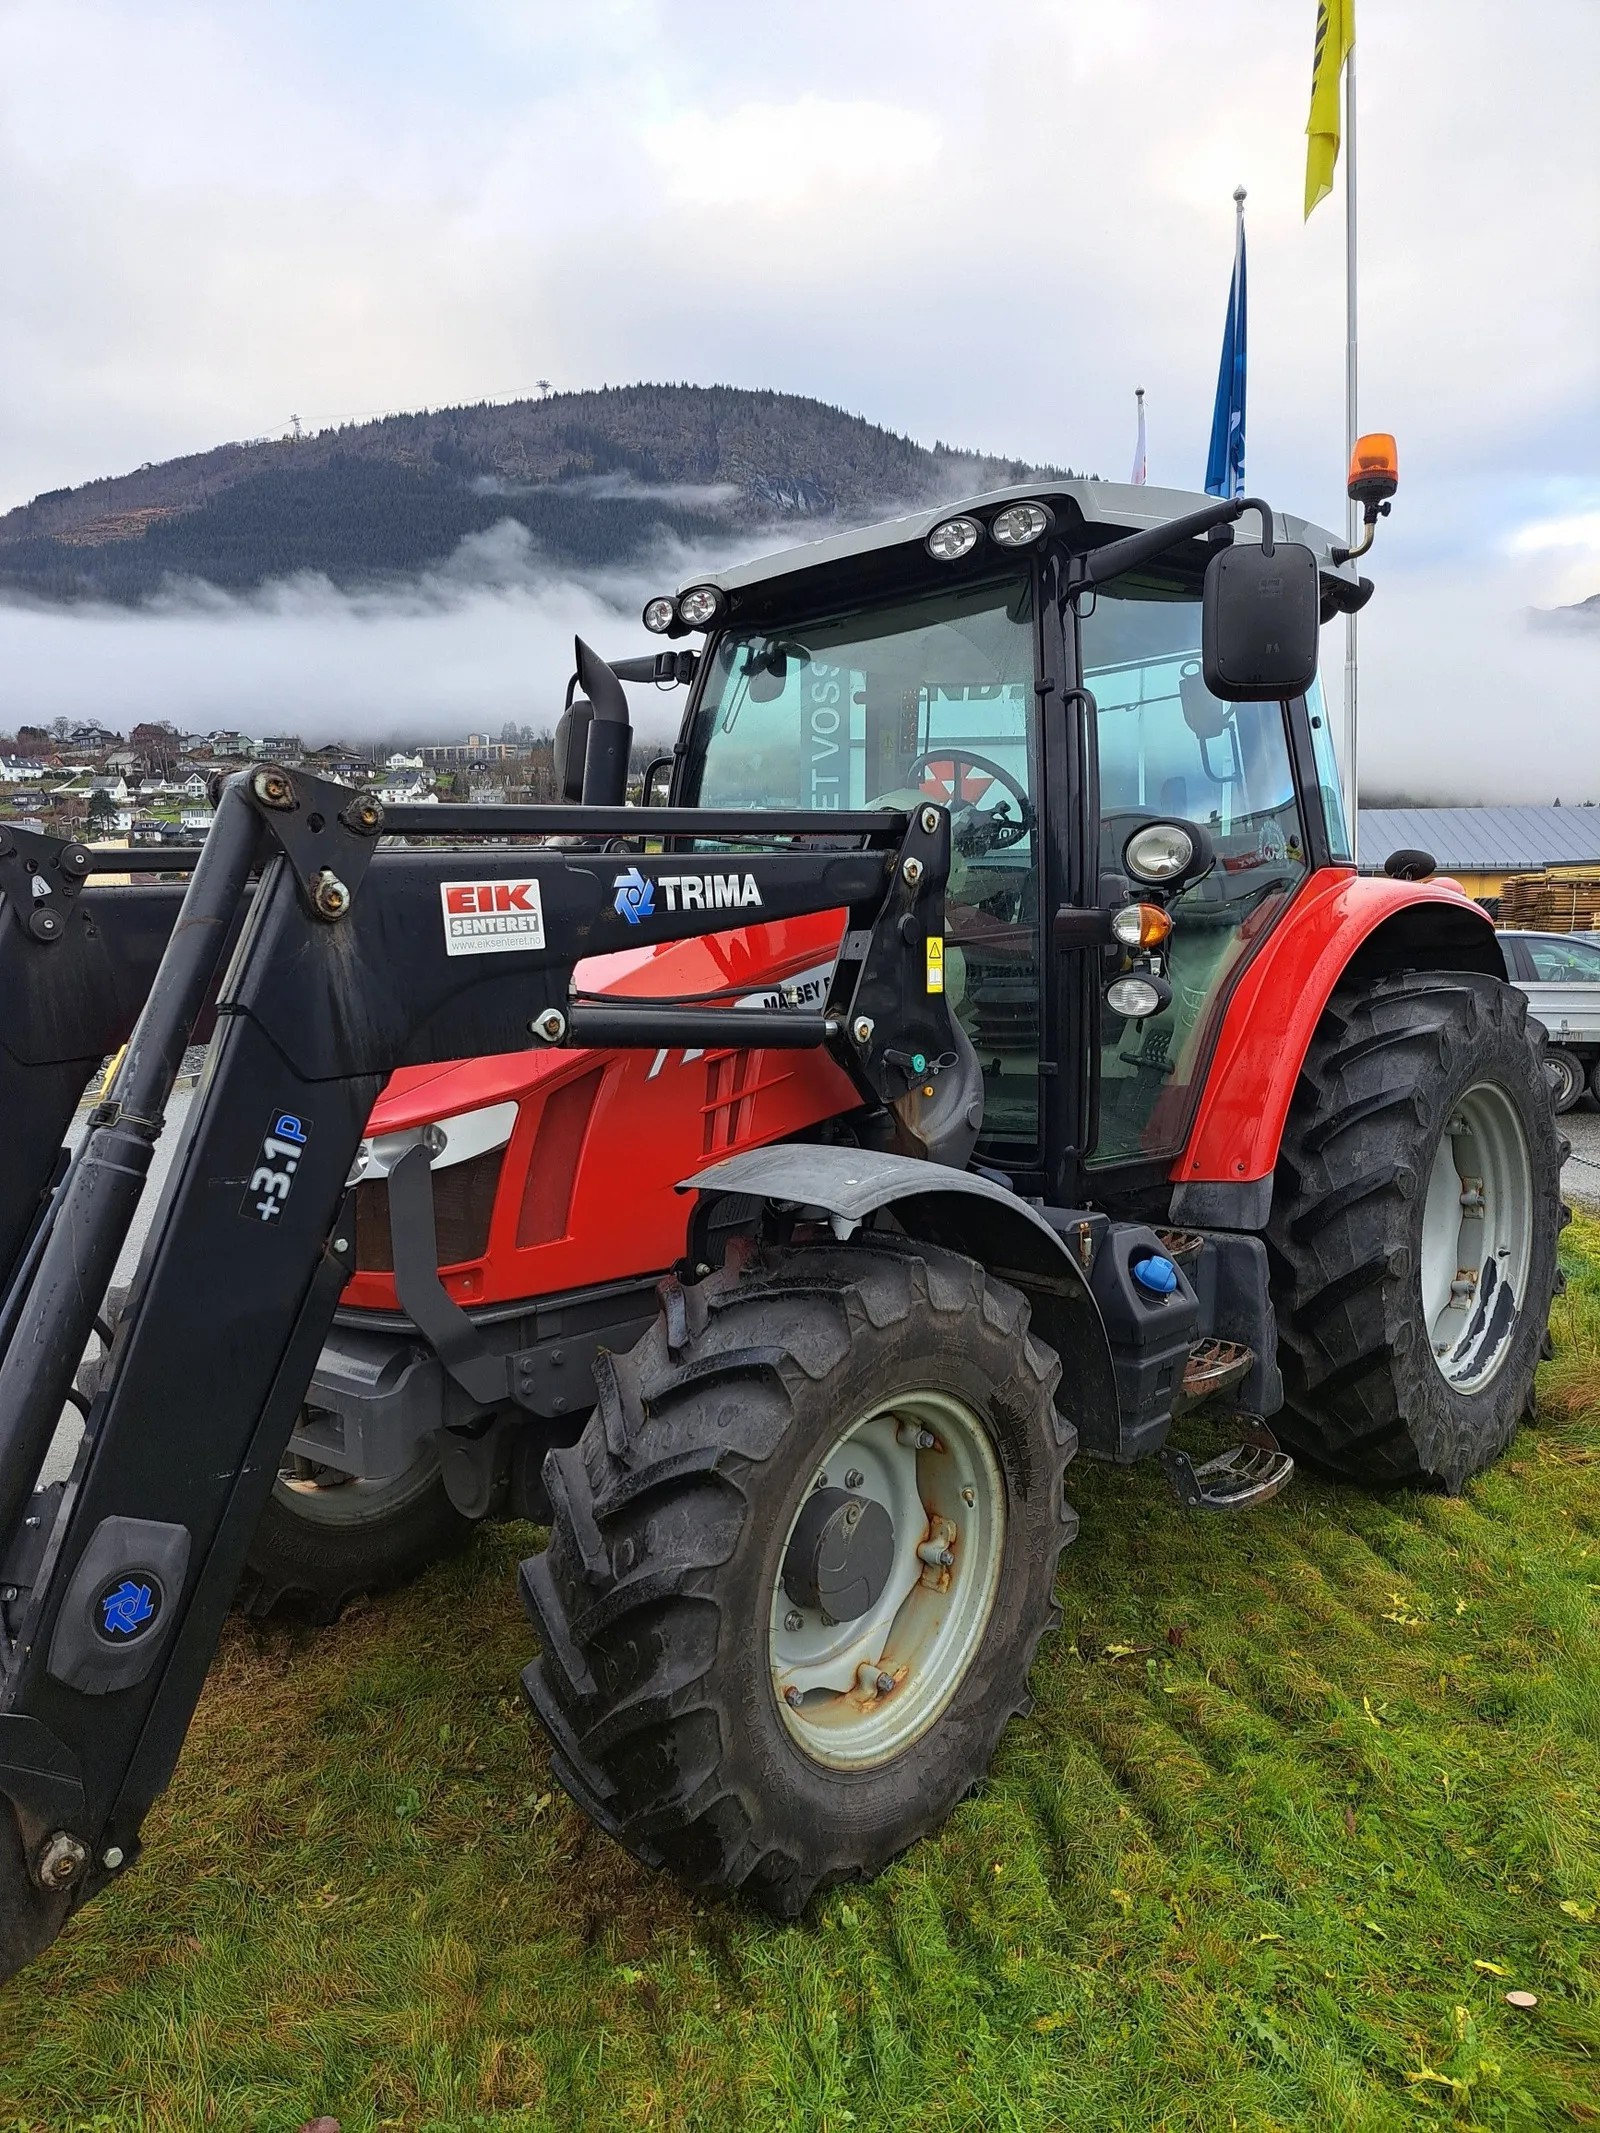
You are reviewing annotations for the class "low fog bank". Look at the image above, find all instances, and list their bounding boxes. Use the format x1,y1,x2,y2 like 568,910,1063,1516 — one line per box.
0,520,732,750
1351,555,1600,804
0,519,1594,801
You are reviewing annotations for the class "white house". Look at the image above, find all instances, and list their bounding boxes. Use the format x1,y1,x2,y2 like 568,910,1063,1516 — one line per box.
0,759,44,780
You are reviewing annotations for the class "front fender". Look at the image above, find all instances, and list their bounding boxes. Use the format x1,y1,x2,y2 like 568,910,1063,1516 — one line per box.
682,1144,1118,1445
1173,869,1502,1192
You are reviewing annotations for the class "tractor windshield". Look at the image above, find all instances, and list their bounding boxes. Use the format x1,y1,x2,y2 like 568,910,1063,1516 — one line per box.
685,575,1045,1150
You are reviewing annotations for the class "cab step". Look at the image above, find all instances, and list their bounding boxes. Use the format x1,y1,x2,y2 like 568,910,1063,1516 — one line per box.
1175,1336,1255,1410
1160,1423,1294,1512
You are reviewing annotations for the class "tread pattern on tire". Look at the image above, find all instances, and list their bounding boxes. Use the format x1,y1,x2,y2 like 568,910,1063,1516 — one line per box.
520,1238,1077,1916
1267,972,1564,1490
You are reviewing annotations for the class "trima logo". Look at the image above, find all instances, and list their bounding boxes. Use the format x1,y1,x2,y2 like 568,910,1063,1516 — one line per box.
613,866,656,924
440,878,547,957
97,1575,159,1640
614,868,764,923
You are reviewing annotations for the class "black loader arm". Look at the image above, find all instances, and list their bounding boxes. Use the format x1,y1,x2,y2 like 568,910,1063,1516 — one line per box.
0,770,956,1982
0,835,239,1314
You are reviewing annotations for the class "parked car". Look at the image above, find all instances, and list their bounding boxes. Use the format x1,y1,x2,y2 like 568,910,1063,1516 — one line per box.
1500,929,1600,1109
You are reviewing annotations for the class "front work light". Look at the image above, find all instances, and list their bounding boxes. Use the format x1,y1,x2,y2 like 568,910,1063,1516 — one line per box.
642,596,676,634
677,585,724,629
1110,902,1173,950
1124,821,1200,885
926,515,982,562
1106,973,1173,1021
989,501,1054,548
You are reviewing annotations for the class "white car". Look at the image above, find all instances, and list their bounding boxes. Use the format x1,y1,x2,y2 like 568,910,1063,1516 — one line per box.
1499,929,1600,1110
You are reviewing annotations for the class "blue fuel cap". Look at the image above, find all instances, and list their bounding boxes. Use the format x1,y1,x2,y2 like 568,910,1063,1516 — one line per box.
1132,1253,1179,1298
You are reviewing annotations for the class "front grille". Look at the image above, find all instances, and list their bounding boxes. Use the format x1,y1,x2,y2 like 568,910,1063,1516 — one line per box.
352,1146,504,1272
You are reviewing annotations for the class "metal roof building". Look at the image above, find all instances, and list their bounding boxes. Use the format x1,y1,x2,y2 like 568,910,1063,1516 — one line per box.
1359,807,1600,889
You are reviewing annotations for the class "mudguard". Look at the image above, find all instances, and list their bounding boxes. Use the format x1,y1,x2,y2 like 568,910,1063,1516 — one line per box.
682,1144,1119,1438
1172,872,1502,1200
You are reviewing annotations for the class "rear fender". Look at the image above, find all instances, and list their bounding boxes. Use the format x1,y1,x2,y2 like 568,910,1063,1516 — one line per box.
1172,872,1504,1210
682,1144,1118,1446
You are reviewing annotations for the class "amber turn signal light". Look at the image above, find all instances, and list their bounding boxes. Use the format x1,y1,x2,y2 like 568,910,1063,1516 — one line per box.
1347,433,1399,507
1110,902,1174,951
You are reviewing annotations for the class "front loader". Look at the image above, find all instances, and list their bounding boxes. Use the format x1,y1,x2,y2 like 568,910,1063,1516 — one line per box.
0,461,1564,1979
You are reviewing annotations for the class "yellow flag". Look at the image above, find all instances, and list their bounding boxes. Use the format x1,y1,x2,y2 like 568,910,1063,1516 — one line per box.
1304,0,1355,218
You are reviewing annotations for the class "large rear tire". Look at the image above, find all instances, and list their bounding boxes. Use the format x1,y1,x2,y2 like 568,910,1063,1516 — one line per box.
1268,972,1563,1490
520,1240,1076,1915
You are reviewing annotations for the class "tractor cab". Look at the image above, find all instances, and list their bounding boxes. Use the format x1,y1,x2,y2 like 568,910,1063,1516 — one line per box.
611,478,1367,1200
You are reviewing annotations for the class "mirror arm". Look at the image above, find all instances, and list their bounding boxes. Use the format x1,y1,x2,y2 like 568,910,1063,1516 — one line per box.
1077,496,1276,589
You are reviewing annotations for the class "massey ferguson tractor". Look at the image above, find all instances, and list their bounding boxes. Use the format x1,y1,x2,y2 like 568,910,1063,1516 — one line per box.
0,449,1565,1979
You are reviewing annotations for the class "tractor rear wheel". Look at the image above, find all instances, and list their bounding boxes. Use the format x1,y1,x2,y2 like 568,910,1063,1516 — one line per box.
1268,972,1563,1490
520,1240,1076,1915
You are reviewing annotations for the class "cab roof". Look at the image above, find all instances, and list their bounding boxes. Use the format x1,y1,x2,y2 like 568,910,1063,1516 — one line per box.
674,477,1357,613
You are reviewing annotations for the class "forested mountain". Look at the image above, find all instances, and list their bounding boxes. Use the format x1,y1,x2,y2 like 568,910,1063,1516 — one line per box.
0,385,1067,603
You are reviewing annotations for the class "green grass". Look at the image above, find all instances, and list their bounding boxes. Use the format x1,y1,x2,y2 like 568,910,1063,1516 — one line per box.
5,1236,1600,2133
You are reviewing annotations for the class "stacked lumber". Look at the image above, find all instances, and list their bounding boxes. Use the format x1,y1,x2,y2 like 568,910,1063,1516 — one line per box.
1498,873,1600,931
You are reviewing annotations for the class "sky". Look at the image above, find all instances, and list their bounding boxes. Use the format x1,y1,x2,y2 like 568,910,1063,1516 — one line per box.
0,0,1596,794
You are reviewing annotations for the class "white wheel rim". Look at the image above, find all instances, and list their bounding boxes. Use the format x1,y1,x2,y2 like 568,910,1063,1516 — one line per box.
1419,1080,1535,1393
769,1389,1006,1771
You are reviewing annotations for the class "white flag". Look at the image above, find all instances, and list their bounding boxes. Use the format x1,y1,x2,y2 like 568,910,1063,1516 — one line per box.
1131,390,1147,486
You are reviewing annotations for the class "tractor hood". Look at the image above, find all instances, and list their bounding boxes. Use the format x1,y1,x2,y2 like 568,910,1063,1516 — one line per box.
364,909,847,1131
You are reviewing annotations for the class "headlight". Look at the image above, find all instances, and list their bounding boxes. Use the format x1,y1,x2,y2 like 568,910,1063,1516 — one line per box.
1105,973,1173,1021
1110,902,1173,949
346,1099,519,1185
642,596,676,634
926,515,982,562
989,501,1054,548
677,585,724,629
1123,821,1198,885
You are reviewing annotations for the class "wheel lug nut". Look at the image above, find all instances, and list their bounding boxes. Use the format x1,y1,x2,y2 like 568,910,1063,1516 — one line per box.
876,1671,896,1695
784,1686,804,1709
845,1468,865,1489
896,1423,936,1450
784,1610,803,1633
813,1471,828,1490
917,1540,955,1569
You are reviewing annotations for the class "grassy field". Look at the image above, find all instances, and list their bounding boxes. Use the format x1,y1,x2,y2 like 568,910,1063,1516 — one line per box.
3,1230,1599,2133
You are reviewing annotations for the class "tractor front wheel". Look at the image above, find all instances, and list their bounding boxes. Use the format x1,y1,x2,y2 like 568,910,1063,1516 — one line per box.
234,1441,470,1622
520,1240,1076,1915
1269,972,1563,1490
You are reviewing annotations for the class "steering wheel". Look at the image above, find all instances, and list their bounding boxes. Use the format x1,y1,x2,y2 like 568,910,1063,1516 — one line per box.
908,748,1034,854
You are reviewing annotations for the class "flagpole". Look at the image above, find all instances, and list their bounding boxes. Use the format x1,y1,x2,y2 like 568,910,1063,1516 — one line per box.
1343,42,1359,860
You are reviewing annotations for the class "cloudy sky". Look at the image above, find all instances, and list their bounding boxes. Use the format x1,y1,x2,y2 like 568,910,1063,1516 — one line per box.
1,0,1595,793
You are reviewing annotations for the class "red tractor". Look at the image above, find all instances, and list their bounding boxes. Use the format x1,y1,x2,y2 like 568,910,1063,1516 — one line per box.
0,454,1564,1968
231,452,1562,1905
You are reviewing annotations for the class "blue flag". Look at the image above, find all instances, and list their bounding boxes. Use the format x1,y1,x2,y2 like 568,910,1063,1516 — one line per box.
1204,208,1247,498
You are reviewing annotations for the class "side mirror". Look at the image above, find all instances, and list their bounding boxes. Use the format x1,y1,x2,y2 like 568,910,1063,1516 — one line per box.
1201,539,1320,702
553,700,592,803
1178,661,1231,740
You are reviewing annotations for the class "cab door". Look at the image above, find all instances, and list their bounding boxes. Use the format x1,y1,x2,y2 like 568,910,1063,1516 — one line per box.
1074,575,1311,1178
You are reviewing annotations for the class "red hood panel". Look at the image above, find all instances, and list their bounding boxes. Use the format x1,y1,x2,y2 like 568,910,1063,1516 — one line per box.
366,911,847,1130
